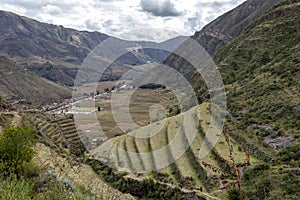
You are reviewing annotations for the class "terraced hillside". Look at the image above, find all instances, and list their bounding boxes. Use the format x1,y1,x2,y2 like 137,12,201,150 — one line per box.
93,103,258,198
26,112,88,155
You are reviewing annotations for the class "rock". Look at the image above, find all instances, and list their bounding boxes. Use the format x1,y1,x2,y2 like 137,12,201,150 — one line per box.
264,136,295,151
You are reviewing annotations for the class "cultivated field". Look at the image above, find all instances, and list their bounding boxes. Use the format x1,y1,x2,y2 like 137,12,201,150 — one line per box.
74,84,179,142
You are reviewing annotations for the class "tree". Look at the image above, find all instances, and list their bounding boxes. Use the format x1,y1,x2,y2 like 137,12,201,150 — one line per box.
0,124,36,177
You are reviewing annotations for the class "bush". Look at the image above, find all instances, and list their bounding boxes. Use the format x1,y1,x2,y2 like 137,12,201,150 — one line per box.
0,124,37,177
227,188,240,200
278,143,300,162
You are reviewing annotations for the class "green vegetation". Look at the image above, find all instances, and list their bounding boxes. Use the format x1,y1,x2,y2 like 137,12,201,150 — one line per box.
215,0,300,139
0,0,299,199
0,124,37,177
95,103,255,198
278,142,300,162
157,1,300,199
0,96,11,111
86,158,203,200
212,1,300,199
0,175,34,200
0,124,91,199
240,163,300,200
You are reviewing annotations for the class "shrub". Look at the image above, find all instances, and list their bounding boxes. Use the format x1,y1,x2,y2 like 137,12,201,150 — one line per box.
0,124,37,177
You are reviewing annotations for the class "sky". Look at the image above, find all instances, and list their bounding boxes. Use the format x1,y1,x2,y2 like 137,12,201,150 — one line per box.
0,0,246,42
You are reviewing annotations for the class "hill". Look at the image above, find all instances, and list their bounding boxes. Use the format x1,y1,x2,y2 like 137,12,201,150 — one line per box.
93,103,257,199
213,1,300,198
0,10,186,85
0,56,71,106
162,0,281,86
192,0,282,55
215,0,300,143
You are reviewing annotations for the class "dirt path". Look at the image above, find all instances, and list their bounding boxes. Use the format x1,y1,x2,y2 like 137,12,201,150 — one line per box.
34,143,135,200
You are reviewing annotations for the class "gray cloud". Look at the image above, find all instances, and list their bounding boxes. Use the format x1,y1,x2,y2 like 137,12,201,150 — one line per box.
196,1,238,10
0,0,246,41
184,12,204,33
85,19,101,30
140,0,182,17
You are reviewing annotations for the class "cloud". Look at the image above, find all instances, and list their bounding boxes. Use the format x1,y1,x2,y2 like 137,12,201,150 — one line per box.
0,0,247,41
140,0,182,17
42,5,63,15
85,19,101,30
184,12,204,33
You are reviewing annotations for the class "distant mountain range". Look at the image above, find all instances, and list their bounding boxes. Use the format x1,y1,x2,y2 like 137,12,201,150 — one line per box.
0,0,299,199
0,0,286,107
0,10,187,105
0,10,187,85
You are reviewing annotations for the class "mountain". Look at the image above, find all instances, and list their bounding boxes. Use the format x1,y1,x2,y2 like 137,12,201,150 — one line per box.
0,10,186,85
215,0,300,153
0,56,71,106
214,1,300,198
192,0,282,55
162,0,282,98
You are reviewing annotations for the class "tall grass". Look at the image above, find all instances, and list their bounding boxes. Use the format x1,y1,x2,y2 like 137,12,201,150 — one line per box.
0,176,33,200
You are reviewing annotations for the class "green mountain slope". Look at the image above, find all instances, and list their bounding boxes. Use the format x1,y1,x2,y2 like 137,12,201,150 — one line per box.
93,103,255,198
215,0,300,151
213,1,300,199
0,56,71,106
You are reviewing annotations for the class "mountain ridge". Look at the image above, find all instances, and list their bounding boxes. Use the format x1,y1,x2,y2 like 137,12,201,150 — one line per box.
0,10,187,86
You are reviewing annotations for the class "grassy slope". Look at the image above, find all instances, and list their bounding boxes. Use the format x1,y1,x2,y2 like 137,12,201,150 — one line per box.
192,0,282,55
94,2,300,198
214,0,300,155
162,0,281,85
212,1,300,198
